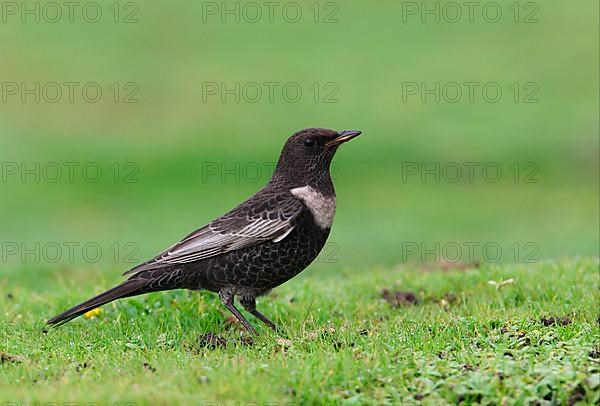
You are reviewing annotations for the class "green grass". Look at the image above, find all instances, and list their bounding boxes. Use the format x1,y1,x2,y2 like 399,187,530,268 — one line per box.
1,258,598,404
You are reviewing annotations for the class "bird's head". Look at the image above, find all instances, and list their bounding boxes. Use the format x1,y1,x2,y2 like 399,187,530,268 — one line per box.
272,128,361,188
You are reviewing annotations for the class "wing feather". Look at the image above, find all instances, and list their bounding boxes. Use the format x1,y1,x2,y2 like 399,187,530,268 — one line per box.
124,192,302,275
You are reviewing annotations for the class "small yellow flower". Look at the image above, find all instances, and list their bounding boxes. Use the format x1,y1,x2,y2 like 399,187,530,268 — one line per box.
83,308,102,319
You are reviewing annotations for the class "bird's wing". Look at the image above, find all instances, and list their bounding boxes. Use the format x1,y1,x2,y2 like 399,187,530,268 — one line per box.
124,192,303,275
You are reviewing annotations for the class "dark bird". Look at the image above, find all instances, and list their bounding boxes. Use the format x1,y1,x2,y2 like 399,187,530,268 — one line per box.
47,128,362,334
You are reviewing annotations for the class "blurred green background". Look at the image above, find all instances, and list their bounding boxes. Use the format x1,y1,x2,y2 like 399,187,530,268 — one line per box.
0,0,598,279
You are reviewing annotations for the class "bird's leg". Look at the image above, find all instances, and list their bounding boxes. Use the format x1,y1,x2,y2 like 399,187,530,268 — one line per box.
240,296,278,331
219,289,257,335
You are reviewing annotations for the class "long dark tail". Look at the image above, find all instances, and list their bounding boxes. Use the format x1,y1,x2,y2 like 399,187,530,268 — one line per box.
47,279,148,327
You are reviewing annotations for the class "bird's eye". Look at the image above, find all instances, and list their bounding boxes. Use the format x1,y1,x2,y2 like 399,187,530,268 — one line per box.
303,138,315,147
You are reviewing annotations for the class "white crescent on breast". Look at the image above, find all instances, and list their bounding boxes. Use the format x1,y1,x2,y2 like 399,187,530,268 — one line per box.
290,185,336,230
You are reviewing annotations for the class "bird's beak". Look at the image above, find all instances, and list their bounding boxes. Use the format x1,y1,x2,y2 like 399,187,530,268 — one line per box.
326,130,362,147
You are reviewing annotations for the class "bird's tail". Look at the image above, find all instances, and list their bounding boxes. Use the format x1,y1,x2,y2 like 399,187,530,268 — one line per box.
47,279,148,327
